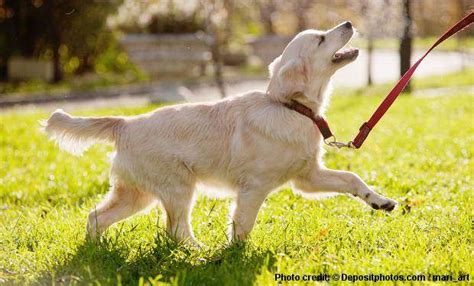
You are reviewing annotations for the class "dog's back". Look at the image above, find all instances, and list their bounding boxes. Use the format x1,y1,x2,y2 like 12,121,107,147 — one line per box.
44,89,321,189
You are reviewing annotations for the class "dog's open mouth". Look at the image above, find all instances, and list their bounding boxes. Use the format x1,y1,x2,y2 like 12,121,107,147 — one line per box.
332,47,359,63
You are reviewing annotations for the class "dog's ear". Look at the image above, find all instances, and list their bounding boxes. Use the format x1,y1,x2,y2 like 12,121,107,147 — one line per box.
278,59,306,88
267,57,306,102
268,55,282,78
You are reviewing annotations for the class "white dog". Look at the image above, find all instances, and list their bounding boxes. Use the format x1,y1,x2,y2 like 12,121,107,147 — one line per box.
44,22,397,246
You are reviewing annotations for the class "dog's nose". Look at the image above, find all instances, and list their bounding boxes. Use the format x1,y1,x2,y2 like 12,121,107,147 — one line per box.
344,21,352,29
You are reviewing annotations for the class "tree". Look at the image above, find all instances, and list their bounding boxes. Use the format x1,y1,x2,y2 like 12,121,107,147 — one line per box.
349,0,400,87
289,0,314,32
399,0,413,92
358,0,374,86
0,0,118,82
198,0,231,98
255,0,277,35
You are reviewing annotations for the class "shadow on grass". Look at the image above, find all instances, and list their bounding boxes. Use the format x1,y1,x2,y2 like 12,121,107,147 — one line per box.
37,230,275,285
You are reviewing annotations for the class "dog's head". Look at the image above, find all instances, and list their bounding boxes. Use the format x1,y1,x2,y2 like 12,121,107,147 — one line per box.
267,22,358,105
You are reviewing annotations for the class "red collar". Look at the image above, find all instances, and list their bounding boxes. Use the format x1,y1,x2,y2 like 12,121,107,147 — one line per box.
283,100,333,139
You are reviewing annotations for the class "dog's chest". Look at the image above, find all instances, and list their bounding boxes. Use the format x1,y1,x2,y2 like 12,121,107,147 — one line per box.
229,124,320,176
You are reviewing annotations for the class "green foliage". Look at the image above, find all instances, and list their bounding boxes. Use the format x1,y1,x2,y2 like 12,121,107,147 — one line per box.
115,14,206,34
94,36,140,75
0,0,121,80
0,79,473,284
110,1,205,34
147,12,205,34
63,4,120,73
0,39,148,95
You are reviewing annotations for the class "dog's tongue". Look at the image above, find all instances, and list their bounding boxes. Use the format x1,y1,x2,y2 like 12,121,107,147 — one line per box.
333,48,359,62
335,48,357,58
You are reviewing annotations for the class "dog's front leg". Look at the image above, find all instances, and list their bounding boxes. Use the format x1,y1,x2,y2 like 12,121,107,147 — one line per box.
293,167,397,211
229,189,268,242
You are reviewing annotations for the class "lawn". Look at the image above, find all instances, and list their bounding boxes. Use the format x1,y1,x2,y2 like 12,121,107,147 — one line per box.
0,73,473,285
352,36,474,53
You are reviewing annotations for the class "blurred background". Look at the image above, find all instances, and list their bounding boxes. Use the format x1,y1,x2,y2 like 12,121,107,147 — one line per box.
0,0,472,107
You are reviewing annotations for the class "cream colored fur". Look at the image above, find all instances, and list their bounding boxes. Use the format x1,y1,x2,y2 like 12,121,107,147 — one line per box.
44,22,397,245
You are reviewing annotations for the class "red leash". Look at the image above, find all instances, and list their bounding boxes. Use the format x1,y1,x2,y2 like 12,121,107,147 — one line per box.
320,11,474,149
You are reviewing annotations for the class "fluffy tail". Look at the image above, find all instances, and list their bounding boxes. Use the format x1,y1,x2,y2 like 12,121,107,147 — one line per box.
42,109,125,155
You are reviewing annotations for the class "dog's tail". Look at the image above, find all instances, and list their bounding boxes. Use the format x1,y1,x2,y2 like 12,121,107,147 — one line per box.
42,109,125,156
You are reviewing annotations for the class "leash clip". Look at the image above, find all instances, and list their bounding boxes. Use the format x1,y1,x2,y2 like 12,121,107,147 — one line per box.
324,136,356,149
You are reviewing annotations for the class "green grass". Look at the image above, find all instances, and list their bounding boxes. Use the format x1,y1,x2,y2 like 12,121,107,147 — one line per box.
353,36,474,52
1,73,473,285
412,67,474,90
334,68,474,97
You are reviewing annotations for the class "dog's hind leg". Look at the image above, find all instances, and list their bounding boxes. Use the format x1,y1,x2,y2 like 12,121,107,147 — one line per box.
87,183,156,239
229,189,268,242
159,184,198,246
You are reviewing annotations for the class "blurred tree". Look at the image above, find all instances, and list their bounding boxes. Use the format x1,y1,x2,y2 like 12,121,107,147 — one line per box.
62,3,118,75
287,0,314,31
360,0,374,86
255,0,277,34
0,0,118,82
0,1,16,80
455,0,472,70
110,0,205,34
354,0,376,86
200,0,229,98
110,0,229,96
399,0,412,92
351,0,400,87
414,0,473,37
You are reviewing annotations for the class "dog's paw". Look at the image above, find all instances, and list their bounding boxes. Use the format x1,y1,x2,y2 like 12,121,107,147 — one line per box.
370,197,397,212
182,238,205,250
192,241,207,250
86,219,98,240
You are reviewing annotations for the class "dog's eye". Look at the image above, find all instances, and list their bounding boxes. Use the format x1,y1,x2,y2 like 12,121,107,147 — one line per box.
318,36,325,46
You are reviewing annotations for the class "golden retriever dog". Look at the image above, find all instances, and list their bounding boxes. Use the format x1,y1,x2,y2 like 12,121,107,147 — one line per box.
44,22,397,246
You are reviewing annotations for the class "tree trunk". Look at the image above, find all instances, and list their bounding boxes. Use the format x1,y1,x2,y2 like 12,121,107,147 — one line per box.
399,0,412,92
52,45,62,82
258,0,276,35
295,0,312,32
199,1,226,98
50,2,63,83
211,34,226,98
75,54,93,75
296,5,307,32
456,0,468,70
367,35,373,86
